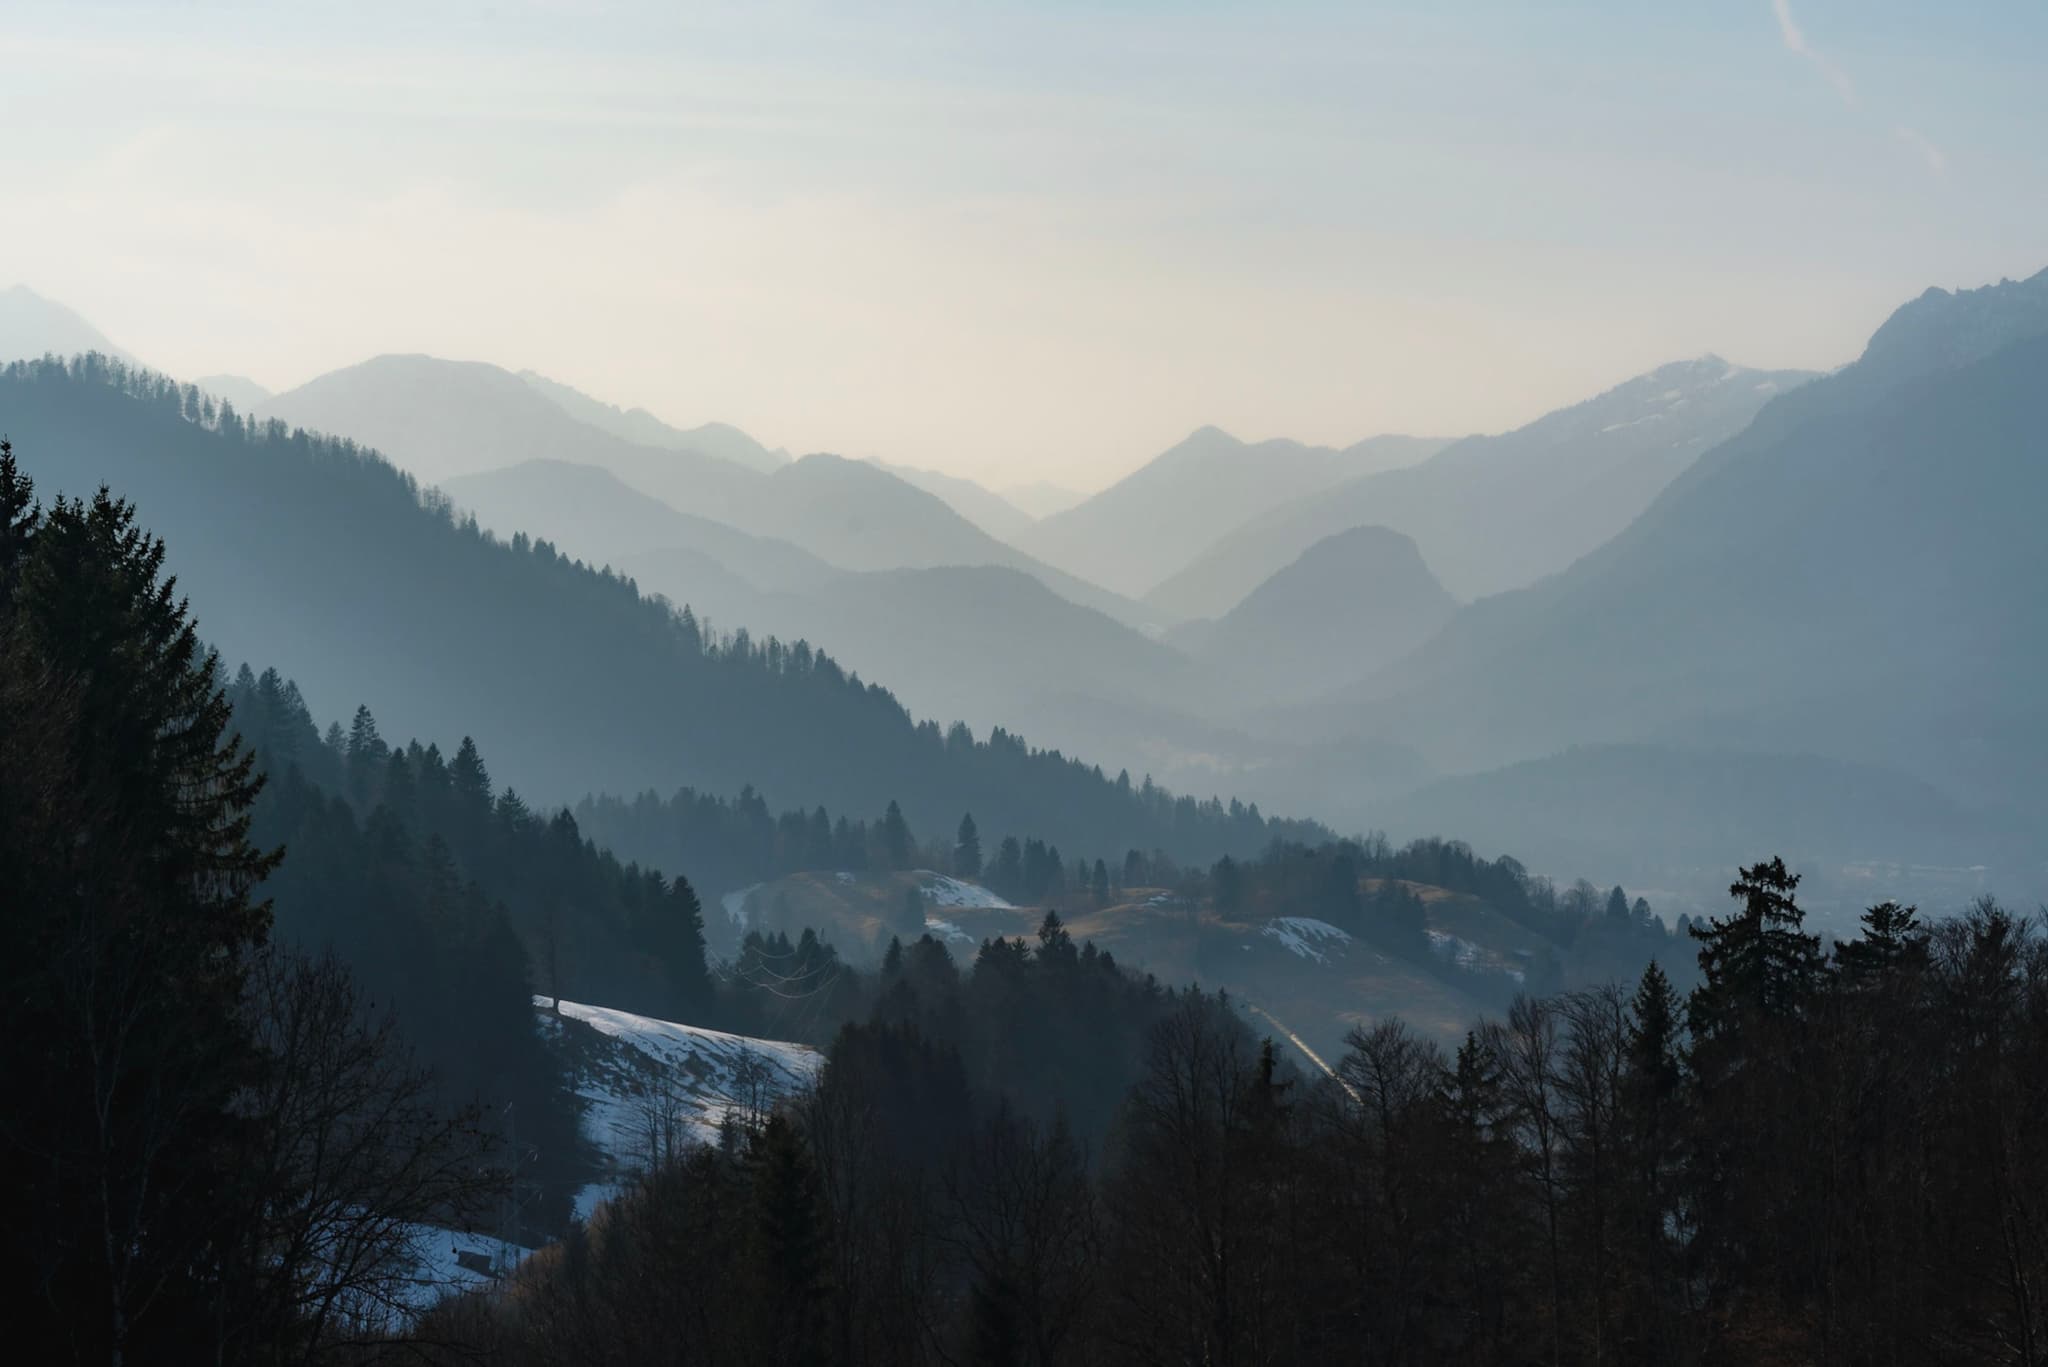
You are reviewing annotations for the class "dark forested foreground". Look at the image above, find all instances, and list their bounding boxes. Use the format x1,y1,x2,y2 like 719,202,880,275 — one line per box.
7,440,2048,1367
427,871,2048,1367
0,446,515,1360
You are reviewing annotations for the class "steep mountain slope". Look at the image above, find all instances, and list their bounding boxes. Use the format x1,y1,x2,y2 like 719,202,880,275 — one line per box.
1169,526,1458,704
1148,358,1812,618
441,464,1218,770
443,459,835,593
1019,427,1450,600
517,369,789,472
3,355,1302,862
540,997,819,1215
865,457,1037,542
1310,268,2048,857
596,553,1217,776
0,284,138,365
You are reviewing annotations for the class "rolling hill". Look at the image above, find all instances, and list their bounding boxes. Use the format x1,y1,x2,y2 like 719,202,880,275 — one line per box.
1169,525,1458,704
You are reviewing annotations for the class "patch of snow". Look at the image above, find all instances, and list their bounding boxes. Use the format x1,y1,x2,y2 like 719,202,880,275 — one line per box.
1426,929,1521,982
536,997,821,1192
1260,916,1353,964
834,871,855,884
720,883,761,928
397,1223,529,1306
1425,928,1483,968
917,871,1013,909
1754,379,1779,393
924,916,977,946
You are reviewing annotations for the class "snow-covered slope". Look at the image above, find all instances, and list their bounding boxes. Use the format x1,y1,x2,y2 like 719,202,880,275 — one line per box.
917,872,1014,909
536,996,821,1215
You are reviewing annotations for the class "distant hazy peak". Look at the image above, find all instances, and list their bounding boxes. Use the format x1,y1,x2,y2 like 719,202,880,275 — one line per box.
516,368,789,473
1856,265,2048,382
1233,524,1455,615
1434,352,1809,457
0,284,138,366
1155,425,1308,465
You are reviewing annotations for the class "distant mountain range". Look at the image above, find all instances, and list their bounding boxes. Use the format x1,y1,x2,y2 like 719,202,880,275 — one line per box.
1148,357,1813,620
1017,427,1452,600
14,271,2047,904
259,353,1148,626
443,457,1217,772
0,284,138,366
515,369,790,473
1274,268,2048,887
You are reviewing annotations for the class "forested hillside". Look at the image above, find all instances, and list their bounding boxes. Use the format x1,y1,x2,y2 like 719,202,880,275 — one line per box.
0,356,1323,864
423,863,2048,1367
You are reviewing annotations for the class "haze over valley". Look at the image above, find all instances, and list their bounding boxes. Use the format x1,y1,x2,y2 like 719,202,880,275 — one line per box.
6,2,2047,1360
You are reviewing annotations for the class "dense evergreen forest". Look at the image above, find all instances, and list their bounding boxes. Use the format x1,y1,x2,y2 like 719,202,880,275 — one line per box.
575,767,1311,910
0,355,1327,861
425,868,2048,1367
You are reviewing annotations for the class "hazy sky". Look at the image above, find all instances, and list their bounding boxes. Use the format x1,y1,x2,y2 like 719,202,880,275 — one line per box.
3,0,2044,489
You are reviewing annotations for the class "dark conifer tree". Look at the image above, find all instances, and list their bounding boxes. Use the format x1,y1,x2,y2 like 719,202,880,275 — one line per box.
1835,899,1925,984
955,811,983,880
1687,856,1823,1037
0,462,280,1362
880,798,913,871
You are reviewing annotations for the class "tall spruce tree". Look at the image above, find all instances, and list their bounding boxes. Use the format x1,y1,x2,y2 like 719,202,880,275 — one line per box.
0,458,280,1362
955,811,983,880
879,799,913,871
1686,856,1823,1038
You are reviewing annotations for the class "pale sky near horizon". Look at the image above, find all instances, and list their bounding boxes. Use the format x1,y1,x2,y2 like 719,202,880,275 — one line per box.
2,0,2043,491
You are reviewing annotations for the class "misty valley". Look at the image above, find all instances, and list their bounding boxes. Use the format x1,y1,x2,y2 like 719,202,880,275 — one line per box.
6,4,2048,1362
